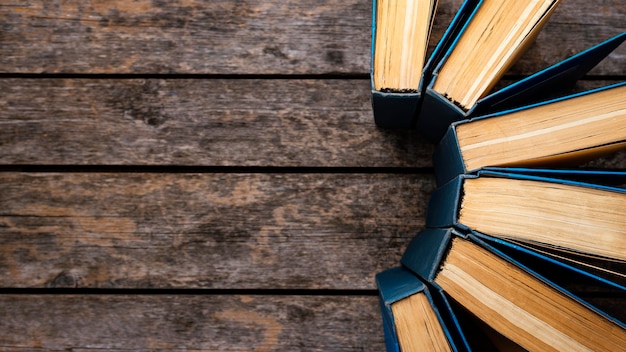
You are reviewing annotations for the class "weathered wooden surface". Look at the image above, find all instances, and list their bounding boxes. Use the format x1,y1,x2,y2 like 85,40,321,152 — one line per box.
0,293,622,351
0,78,432,167
0,0,624,75
0,295,384,351
0,172,431,289
1,0,625,350
2,79,625,168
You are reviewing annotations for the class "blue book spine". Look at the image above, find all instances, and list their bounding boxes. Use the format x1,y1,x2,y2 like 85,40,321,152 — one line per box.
425,176,467,230
401,228,626,329
376,266,468,352
433,125,466,186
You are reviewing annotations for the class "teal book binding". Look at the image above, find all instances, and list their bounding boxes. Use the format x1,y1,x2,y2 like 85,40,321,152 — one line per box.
418,30,626,142
371,0,478,129
427,168,626,229
401,228,626,328
433,80,626,186
424,169,626,283
375,266,471,352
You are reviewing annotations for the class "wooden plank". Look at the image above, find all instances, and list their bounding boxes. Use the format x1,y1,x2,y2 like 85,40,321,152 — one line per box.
0,78,433,167
0,294,385,351
0,172,432,289
0,293,622,351
0,0,370,74
3,78,626,168
1,0,624,75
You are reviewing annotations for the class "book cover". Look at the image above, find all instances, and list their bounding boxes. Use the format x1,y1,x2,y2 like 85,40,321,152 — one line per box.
433,80,626,185
426,169,626,265
418,29,626,142
375,266,470,352
400,227,626,350
371,0,478,129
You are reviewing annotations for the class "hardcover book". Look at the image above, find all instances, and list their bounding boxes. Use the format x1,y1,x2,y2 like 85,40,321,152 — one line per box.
433,81,626,185
416,0,563,141
376,266,466,352
418,27,626,142
400,227,626,351
426,169,626,267
371,0,477,129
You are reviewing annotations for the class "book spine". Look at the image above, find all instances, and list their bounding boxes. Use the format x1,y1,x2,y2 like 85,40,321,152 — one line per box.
376,267,428,352
417,88,466,143
434,125,467,186
376,267,427,304
371,91,421,129
425,176,464,229
401,228,455,282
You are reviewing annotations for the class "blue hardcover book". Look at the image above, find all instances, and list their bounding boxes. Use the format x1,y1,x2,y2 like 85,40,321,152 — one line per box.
425,169,626,266
433,80,626,185
400,227,626,351
375,266,471,352
371,0,478,129
418,20,626,142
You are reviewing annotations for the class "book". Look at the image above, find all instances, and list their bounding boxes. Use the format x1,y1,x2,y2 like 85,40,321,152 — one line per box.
376,266,463,352
433,81,626,185
416,0,560,140
401,227,626,351
376,266,528,351
417,13,626,142
371,0,437,94
427,0,561,108
370,0,476,129
426,169,626,266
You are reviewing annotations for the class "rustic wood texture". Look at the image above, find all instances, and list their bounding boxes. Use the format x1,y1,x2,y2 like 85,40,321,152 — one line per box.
0,294,384,351
2,79,626,168
0,78,433,167
1,0,625,350
0,172,432,289
0,293,622,351
0,0,624,75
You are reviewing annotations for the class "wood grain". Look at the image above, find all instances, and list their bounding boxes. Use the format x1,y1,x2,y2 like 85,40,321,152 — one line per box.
0,0,623,75
1,0,624,350
0,78,433,167
0,294,384,351
0,172,433,289
0,0,370,74
3,78,626,168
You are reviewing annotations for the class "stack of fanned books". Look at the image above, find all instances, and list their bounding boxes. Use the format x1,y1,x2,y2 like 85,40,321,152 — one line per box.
371,0,626,350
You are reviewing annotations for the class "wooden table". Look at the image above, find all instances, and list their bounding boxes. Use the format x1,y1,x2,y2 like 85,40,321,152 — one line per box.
1,1,624,350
